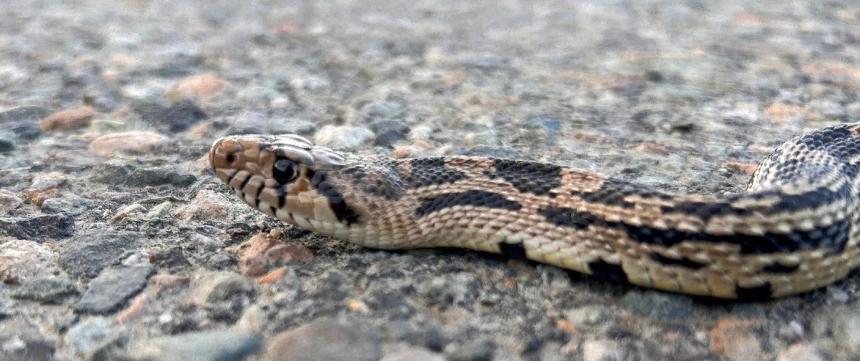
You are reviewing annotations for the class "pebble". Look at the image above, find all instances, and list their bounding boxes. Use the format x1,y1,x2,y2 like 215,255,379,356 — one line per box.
126,329,261,361
313,125,375,150
618,290,692,321
775,343,826,361
165,73,228,102
87,130,169,157
189,271,255,306
582,339,625,361
234,233,314,276
40,194,90,215
456,145,519,159
264,318,382,361
382,344,445,361
0,214,75,241
764,102,804,123
408,125,433,141
22,171,67,206
0,318,56,360
39,105,97,131
0,106,49,140
708,318,763,361
87,160,134,184
362,101,405,120
370,119,410,147
417,273,481,307
812,305,860,355
11,276,78,303
58,231,143,278
64,317,120,358
75,263,154,314
0,239,58,284
564,305,612,329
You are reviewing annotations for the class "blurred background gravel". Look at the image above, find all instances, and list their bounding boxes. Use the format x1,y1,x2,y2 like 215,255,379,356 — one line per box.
1,1,859,360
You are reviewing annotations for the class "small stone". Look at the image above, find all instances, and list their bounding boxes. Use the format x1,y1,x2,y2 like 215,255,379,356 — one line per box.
0,318,55,360
39,106,97,131
463,130,497,146
58,231,143,278
708,318,763,361
564,305,612,328
151,274,190,292
64,317,119,358
417,273,480,307
41,195,90,216
370,120,410,147
582,339,625,361
382,344,445,361
619,290,692,321
0,239,58,284
190,271,255,306
0,214,75,241
75,264,154,314
88,160,133,184
88,130,169,157
314,125,375,150
409,126,433,141
12,276,78,303
0,106,50,139
126,329,260,361
721,161,758,175
148,246,191,268
776,343,825,361
807,99,846,120
165,73,228,102
457,145,519,159
22,171,67,206
445,339,495,361
264,318,382,361
362,101,405,120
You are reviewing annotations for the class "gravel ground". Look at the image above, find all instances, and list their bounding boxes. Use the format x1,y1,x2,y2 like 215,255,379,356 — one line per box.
1,1,860,360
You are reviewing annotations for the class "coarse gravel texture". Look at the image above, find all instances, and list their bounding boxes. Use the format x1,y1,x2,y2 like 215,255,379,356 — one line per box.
1,1,860,360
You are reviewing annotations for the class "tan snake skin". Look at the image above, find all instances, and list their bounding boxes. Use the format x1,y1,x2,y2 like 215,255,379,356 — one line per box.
209,123,860,299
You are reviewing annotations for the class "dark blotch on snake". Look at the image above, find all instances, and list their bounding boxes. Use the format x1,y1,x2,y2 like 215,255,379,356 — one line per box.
415,190,522,217
650,252,707,270
499,242,527,259
735,283,773,301
539,205,852,254
587,259,628,283
312,171,361,224
405,158,467,188
485,159,561,196
761,262,800,274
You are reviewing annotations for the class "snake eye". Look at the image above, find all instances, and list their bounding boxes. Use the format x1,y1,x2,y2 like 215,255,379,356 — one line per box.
273,158,298,184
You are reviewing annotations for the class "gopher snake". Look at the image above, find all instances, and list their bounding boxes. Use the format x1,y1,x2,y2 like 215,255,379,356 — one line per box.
209,123,860,299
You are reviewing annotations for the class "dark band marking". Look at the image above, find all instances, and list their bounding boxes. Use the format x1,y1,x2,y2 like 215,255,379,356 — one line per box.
237,174,252,193
650,253,707,270
735,283,772,301
415,190,522,217
498,242,527,259
761,262,799,274
539,205,852,254
311,171,361,224
484,159,562,196
587,259,628,283
225,169,239,185
572,179,673,208
276,186,286,208
405,158,467,188
342,165,407,200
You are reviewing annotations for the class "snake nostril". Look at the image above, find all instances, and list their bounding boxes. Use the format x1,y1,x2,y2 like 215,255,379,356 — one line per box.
226,153,236,163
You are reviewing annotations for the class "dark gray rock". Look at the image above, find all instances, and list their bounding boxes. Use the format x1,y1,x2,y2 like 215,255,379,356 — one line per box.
88,161,133,184
41,195,90,216
127,329,261,361
63,316,122,359
190,271,255,306
148,100,208,132
0,105,49,140
0,214,75,241
417,273,481,308
12,276,78,303
58,231,143,278
75,264,154,314
362,101,405,120
0,318,56,361
124,166,196,187
264,318,382,361
0,130,15,152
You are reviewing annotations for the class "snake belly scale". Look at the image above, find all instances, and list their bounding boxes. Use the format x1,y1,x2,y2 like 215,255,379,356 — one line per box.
209,123,860,299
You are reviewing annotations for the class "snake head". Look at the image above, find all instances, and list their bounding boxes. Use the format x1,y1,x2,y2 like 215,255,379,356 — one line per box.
209,134,358,227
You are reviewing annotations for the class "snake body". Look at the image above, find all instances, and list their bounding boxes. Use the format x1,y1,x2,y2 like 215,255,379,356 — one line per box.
209,123,860,299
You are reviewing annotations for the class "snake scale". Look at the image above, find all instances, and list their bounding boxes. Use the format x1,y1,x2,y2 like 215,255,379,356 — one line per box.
209,123,860,299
